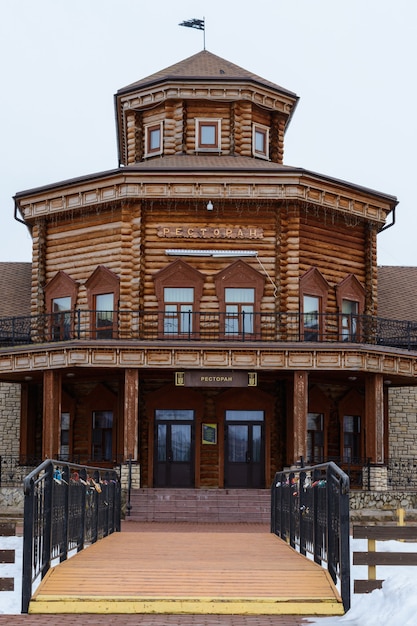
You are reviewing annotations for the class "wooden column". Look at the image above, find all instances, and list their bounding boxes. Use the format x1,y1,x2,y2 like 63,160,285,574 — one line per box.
365,373,384,463
42,370,61,459
124,369,139,461
292,371,308,465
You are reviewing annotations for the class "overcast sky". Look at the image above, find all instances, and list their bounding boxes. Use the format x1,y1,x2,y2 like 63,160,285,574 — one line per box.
1,0,416,265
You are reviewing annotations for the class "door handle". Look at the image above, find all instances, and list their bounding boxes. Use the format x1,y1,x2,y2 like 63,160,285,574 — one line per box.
168,451,173,462
246,451,251,463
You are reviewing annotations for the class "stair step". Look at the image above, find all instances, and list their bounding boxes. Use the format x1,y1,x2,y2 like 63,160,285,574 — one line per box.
126,489,271,523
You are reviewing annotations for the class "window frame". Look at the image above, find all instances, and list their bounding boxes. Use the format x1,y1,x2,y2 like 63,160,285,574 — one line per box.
252,123,270,160
195,118,221,152
144,121,163,157
336,274,365,342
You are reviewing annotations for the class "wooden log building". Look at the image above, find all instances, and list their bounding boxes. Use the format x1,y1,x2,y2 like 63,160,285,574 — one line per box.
3,49,415,490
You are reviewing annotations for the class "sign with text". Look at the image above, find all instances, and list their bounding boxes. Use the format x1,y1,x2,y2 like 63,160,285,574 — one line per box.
158,225,264,239
175,371,257,387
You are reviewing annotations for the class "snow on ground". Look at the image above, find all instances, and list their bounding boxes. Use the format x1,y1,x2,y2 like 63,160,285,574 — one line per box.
1,535,417,621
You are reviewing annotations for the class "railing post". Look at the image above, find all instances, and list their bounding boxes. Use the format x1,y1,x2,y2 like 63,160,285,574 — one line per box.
21,476,35,613
60,464,70,563
41,462,54,579
92,470,100,544
126,456,132,517
76,309,81,339
78,467,87,551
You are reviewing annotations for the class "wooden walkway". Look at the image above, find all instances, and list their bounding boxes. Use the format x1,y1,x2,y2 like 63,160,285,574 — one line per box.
29,523,344,616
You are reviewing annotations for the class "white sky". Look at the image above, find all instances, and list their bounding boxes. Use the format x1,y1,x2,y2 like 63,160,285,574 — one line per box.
1,0,416,265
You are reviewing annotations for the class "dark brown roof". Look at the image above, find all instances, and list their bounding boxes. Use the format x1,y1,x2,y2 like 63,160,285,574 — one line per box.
118,49,297,98
378,266,417,321
0,263,32,317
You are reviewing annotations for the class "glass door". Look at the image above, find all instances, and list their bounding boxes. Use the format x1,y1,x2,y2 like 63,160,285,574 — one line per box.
154,409,194,487
224,410,264,488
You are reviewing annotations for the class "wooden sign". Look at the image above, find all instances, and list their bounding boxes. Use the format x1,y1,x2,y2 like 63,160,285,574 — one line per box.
175,371,257,387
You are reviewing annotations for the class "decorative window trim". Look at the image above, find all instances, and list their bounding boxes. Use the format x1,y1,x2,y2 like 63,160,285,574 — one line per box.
195,118,221,152
252,123,270,160
144,121,163,157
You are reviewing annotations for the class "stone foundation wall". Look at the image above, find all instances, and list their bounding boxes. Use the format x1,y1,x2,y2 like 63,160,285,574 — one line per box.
389,387,417,459
0,383,20,457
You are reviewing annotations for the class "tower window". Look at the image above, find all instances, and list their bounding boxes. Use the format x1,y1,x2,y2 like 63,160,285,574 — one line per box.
145,122,163,156
195,119,221,151
253,124,269,159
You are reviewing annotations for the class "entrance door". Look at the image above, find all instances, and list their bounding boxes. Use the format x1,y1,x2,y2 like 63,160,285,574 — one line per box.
154,409,194,487
224,410,264,488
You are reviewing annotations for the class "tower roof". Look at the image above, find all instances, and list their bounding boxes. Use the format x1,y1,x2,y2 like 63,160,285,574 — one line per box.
117,49,297,99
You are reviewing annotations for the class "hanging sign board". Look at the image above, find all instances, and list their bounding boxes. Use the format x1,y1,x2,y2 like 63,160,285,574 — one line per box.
202,424,217,445
175,371,257,387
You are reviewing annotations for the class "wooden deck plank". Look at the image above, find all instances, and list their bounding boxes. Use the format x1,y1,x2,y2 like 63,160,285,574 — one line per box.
30,529,344,615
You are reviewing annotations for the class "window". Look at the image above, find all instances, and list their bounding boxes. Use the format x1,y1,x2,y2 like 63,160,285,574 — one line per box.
342,299,359,341
95,293,114,339
44,271,78,341
86,266,120,340
154,260,204,338
92,410,113,462
163,287,194,336
144,122,163,156
299,268,329,342
336,275,365,342
195,119,221,151
343,415,361,462
60,412,70,460
52,296,72,340
307,413,324,463
253,124,269,159
225,288,255,336
215,260,265,339
303,295,320,341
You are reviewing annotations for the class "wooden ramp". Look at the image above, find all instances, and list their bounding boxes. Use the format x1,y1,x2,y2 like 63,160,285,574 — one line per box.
29,524,344,616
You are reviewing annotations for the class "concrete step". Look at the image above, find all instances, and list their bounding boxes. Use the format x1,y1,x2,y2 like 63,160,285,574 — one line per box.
127,488,271,523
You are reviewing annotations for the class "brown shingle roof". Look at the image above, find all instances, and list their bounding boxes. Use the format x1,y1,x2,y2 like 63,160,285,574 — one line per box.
118,49,297,98
0,263,32,318
378,266,417,321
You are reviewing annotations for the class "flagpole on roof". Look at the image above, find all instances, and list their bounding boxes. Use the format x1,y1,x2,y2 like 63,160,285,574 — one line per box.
179,17,206,50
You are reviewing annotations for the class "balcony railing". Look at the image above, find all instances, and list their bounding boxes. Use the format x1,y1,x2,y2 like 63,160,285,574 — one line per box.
1,309,417,349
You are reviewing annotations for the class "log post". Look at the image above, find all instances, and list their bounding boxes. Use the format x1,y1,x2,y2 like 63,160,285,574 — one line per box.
292,371,308,465
42,370,61,459
124,369,139,461
365,373,384,463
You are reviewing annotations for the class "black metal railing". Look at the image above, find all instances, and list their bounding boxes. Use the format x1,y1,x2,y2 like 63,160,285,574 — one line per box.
21,459,121,613
1,309,417,350
271,461,350,612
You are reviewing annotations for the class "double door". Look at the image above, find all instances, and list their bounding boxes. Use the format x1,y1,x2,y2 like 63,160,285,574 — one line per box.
153,407,265,489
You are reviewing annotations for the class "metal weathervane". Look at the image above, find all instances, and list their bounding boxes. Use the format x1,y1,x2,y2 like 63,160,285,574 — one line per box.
179,17,206,50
